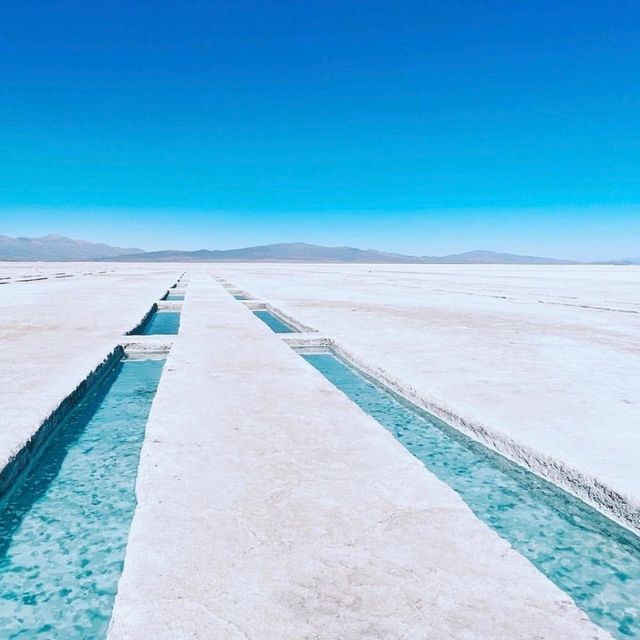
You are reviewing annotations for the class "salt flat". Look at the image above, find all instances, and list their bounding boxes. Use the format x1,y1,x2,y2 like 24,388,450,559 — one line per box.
0,262,631,638
216,264,640,520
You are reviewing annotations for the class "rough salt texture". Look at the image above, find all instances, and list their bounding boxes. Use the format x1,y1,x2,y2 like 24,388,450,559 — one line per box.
215,264,640,522
108,272,609,640
0,262,181,480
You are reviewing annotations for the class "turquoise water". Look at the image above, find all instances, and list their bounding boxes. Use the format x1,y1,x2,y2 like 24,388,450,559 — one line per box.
132,310,180,335
165,294,184,301
233,294,250,300
253,310,296,333
0,358,164,639
303,352,640,639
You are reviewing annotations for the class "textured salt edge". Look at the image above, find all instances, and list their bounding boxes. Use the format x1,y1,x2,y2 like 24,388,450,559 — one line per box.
126,303,159,335
285,334,640,536
0,346,124,502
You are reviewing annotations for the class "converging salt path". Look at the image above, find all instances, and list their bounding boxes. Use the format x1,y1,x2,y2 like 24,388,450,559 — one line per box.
108,272,609,639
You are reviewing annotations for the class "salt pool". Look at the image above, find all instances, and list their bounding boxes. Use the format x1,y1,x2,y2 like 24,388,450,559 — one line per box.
0,357,165,639
302,351,640,639
253,310,296,333
130,310,180,335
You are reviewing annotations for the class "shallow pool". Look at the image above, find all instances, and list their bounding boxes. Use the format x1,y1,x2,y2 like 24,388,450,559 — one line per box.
0,358,165,639
302,352,640,639
165,294,184,301
132,310,180,335
253,310,296,333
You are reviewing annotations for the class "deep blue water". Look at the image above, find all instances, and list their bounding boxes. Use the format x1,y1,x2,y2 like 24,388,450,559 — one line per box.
0,358,165,639
303,352,640,639
253,310,296,333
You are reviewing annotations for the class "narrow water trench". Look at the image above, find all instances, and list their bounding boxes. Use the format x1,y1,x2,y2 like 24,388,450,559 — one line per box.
130,309,180,335
0,357,165,639
301,351,640,639
253,309,296,333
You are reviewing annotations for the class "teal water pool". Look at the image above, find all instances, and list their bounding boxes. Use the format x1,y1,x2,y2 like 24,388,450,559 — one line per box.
302,352,640,639
253,310,296,333
165,294,184,301
131,310,180,335
0,358,165,639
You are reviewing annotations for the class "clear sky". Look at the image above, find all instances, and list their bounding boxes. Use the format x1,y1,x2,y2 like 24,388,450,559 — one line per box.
0,1,638,259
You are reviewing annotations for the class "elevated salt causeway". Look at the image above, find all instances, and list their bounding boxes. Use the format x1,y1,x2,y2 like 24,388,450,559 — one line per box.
299,349,640,639
107,275,609,640
0,350,165,639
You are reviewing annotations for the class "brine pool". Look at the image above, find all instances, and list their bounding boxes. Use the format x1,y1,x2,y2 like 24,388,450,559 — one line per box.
131,310,180,335
0,358,164,639
253,310,296,333
302,351,640,639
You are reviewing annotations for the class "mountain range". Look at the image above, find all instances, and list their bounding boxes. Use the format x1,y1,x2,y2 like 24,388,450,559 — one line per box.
0,234,637,264
0,234,142,261
113,243,577,264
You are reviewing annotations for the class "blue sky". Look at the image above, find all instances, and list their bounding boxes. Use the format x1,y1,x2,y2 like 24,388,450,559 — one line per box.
0,1,638,259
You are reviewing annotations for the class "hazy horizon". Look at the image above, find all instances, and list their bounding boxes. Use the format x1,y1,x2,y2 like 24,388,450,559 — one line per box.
1,221,639,262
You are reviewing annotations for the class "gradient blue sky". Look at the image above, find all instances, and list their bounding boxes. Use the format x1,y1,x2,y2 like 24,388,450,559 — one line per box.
0,1,638,259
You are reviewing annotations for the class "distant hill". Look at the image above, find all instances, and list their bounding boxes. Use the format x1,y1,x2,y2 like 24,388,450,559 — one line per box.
424,250,575,265
3,236,632,264
108,242,577,264
0,234,143,261
113,242,417,263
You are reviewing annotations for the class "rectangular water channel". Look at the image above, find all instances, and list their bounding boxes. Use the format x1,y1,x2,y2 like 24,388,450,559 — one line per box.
0,355,165,638
301,351,640,639
130,309,180,335
253,309,297,333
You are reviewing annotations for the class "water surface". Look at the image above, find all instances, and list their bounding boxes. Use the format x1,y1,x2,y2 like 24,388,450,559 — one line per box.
133,311,180,335
0,358,164,639
253,310,295,333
